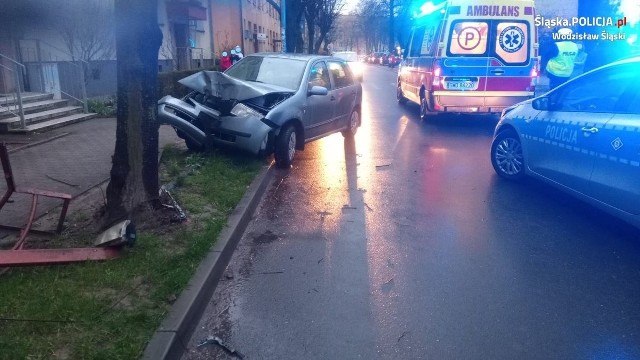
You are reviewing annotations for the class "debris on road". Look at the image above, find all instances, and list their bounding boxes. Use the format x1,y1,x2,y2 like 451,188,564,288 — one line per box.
398,331,410,343
342,205,357,210
318,257,324,264
375,163,391,169
364,203,374,212
197,335,244,359
259,271,284,275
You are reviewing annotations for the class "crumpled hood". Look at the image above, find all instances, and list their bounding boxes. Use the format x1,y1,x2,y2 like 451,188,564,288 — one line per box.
179,71,293,101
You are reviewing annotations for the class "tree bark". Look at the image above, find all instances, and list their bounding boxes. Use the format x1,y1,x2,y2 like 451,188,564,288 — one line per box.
388,0,395,52
306,15,316,53
105,0,163,221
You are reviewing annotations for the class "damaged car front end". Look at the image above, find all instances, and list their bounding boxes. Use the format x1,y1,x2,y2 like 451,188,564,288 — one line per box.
157,70,295,155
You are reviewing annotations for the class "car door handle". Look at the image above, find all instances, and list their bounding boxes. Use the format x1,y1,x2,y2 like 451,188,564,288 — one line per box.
490,69,505,75
581,127,599,134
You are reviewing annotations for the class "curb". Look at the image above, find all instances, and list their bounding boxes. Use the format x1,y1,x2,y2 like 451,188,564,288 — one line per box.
142,162,274,360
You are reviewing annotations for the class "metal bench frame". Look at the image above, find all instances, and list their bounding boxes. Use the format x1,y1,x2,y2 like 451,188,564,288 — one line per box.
0,143,71,248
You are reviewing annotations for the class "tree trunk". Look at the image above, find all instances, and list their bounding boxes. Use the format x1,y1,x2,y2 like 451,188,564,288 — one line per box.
388,0,395,52
305,15,315,54
105,0,163,221
286,0,304,52
314,33,326,54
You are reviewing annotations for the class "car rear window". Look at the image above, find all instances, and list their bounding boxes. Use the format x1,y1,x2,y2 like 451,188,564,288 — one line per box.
448,21,489,56
493,21,529,64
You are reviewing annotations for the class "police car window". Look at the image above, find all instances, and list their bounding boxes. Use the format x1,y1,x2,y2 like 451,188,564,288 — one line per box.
493,22,528,64
328,61,353,89
448,21,488,56
308,62,331,90
554,68,632,113
410,27,426,57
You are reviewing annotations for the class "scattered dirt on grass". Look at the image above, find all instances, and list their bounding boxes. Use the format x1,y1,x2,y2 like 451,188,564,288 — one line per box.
5,180,192,252
52,345,72,360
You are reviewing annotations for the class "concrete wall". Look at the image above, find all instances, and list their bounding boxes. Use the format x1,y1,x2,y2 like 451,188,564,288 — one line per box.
211,0,244,56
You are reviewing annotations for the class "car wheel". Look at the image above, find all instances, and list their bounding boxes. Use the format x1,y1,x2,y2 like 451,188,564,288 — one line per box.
419,94,429,121
397,83,407,104
275,124,297,168
342,110,359,138
491,129,525,180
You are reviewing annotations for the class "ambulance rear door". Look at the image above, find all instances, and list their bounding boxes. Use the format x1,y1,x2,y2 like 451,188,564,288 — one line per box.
484,19,535,110
440,19,491,109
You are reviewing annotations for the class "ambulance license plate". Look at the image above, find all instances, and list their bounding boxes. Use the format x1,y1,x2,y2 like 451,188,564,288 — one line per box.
445,78,478,90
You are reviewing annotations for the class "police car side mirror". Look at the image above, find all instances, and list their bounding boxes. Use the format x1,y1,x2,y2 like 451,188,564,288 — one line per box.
532,97,550,111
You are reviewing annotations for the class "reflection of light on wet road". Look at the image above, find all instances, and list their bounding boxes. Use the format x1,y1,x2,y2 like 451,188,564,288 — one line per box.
391,116,409,154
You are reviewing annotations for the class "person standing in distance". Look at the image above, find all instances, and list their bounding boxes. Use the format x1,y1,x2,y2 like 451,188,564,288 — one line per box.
235,45,244,59
544,28,579,90
230,49,240,65
219,51,232,71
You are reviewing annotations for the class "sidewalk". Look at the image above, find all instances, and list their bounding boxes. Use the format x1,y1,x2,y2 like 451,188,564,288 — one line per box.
0,118,181,238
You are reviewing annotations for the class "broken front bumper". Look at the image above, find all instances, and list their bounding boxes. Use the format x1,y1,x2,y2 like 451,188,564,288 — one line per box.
157,95,274,154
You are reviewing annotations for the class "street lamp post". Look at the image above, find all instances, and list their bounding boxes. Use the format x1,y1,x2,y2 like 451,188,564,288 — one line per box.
281,0,287,52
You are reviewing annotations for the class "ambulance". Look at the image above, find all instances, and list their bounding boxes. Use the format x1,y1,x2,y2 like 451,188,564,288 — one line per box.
397,0,539,119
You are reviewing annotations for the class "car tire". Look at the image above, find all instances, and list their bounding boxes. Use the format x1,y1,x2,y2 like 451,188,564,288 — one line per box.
275,124,297,169
397,83,407,104
419,94,429,121
342,110,359,138
491,129,525,180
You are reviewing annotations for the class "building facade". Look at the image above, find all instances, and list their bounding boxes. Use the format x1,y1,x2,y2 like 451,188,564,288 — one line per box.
239,0,283,54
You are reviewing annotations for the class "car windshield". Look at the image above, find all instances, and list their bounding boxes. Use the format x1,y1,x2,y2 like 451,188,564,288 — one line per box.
225,56,306,91
333,52,358,62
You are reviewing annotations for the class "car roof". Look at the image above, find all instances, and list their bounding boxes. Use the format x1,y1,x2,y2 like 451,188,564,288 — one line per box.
247,52,333,62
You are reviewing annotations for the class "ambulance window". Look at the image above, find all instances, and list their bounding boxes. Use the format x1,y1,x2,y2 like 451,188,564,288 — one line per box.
420,26,438,56
494,22,529,64
448,21,488,56
410,27,426,57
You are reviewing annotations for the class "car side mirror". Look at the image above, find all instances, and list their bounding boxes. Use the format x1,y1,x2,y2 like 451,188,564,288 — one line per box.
532,97,550,111
308,86,328,96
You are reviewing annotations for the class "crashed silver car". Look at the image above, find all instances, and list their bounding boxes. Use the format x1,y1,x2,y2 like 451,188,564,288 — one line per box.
157,53,363,168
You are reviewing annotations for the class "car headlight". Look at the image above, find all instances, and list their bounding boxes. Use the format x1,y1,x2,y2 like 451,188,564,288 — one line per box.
230,103,263,118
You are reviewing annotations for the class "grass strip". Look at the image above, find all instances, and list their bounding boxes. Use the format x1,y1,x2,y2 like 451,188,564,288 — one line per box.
0,145,262,359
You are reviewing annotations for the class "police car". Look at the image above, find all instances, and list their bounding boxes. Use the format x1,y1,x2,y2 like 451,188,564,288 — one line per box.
490,56,640,228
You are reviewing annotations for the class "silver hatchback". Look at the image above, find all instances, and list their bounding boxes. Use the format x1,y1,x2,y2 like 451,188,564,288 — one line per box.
490,57,640,228
158,54,362,168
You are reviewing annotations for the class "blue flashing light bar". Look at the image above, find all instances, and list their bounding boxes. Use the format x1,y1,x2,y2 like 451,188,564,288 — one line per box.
413,0,447,19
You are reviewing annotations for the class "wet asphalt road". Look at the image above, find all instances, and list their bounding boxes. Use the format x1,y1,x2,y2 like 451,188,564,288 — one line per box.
182,64,640,359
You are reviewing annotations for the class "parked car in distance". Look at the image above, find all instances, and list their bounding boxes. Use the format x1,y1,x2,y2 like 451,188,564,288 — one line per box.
379,52,390,66
370,52,384,64
158,53,363,169
332,51,364,82
387,54,401,67
490,57,640,228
